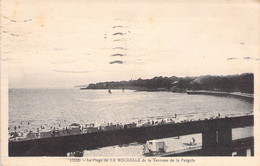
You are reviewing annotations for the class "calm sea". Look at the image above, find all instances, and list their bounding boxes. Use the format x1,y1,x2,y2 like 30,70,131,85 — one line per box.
9,88,253,128
9,88,253,156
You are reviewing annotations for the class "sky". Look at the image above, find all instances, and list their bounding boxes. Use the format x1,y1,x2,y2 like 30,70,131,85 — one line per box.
1,0,260,88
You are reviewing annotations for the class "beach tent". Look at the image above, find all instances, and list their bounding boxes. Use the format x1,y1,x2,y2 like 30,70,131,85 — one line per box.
145,140,168,152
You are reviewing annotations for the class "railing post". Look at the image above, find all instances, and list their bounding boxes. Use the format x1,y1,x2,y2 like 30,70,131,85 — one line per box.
202,120,233,156
202,126,217,156
216,127,232,156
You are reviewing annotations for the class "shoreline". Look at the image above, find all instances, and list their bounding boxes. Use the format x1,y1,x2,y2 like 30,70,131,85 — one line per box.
186,90,254,103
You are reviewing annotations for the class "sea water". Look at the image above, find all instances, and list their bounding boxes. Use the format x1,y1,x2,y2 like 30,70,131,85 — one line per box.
9,88,253,156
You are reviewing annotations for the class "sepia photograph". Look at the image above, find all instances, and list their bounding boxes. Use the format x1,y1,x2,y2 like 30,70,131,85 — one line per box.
1,0,260,164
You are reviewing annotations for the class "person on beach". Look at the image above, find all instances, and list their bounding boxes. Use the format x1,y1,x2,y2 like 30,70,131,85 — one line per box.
192,137,195,143
218,113,220,117
175,113,177,118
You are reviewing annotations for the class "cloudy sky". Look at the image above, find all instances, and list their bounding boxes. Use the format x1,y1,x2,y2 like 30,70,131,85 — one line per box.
1,0,259,88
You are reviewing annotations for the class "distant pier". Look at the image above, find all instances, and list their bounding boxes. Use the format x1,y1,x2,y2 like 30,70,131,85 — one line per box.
186,90,254,103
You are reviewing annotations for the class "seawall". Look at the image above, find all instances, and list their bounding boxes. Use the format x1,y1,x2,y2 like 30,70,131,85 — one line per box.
186,90,254,103
9,115,254,156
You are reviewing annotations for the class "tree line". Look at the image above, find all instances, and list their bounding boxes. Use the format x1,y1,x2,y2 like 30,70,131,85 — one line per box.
85,73,253,94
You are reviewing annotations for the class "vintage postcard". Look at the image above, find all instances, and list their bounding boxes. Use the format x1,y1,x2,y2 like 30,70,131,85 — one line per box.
1,0,260,165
